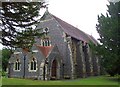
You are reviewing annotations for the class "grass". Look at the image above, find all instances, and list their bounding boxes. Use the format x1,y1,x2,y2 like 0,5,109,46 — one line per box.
2,76,120,85
0,71,2,86
0,77,2,87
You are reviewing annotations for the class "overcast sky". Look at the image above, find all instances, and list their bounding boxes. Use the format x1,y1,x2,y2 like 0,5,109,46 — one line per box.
0,0,109,49
48,0,109,40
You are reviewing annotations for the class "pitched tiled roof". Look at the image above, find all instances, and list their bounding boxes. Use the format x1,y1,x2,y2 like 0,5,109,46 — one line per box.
36,45,53,58
87,35,98,45
39,10,98,44
52,14,98,44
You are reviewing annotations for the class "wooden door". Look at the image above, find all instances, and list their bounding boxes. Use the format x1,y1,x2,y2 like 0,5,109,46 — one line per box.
51,60,57,78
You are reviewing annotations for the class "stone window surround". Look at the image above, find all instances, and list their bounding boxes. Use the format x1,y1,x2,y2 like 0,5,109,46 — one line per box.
14,59,21,72
28,58,38,72
41,39,51,46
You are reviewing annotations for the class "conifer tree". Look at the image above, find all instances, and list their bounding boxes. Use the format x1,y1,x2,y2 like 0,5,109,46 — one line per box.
0,1,46,50
96,1,120,76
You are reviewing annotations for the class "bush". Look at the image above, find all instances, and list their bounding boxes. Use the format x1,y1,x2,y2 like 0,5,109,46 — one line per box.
2,71,8,77
107,69,116,76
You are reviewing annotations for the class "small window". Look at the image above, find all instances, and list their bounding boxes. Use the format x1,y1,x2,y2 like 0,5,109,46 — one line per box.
29,58,37,71
14,59,20,71
45,40,48,46
41,39,51,46
43,27,49,33
48,40,50,46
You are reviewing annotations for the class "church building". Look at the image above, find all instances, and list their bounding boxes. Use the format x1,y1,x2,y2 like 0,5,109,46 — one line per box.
8,10,100,80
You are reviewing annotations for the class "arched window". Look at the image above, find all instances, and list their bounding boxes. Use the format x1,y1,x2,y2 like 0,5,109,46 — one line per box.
29,58,37,71
14,59,20,71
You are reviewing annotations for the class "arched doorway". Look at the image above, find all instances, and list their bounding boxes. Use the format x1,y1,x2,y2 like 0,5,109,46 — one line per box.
51,60,57,78
51,59,60,79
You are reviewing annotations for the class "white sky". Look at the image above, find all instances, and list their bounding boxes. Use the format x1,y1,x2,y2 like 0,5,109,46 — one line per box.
48,0,109,40
0,0,109,49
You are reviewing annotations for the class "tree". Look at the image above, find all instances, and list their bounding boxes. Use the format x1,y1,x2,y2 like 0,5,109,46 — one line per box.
0,1,46,50
96,1,120,76
2,48,12,71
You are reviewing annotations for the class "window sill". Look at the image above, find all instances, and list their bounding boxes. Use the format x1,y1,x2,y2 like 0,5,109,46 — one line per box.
14,70,21,72
29,70,37,72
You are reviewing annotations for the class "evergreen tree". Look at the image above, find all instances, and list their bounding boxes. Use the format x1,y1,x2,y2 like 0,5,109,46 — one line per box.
96,1,120,76
2,48,12,71
0,1,46,50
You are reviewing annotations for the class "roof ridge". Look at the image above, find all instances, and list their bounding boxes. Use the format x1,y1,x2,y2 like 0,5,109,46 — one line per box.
51,14,91,42
41,11,84,34
40,11,98,44
52,14,87,34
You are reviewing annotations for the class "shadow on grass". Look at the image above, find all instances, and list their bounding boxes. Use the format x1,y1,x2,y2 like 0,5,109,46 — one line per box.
104,75,120,83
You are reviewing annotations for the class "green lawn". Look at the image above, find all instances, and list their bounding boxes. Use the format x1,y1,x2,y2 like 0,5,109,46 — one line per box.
0,77,2,87
2,76,120,85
